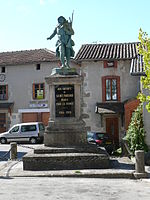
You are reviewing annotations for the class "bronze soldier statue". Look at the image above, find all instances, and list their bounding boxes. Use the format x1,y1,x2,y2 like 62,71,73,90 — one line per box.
47,15,75,68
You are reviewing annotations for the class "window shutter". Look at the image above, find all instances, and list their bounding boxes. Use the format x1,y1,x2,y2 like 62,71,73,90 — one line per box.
32,84,35,99
43,83,45,99
102,77,106,102
114,61,117,68
117,76,121,101
6,85,8,100
103,61,108,68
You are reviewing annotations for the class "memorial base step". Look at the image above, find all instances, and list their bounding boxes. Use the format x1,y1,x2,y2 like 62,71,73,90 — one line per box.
23,145,110,171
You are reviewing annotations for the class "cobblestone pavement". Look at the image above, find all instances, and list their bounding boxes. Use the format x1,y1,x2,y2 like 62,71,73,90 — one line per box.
0,177,150,200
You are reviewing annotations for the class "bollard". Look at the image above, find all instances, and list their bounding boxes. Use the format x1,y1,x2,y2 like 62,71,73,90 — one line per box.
134,150,147,179
10,142,17,160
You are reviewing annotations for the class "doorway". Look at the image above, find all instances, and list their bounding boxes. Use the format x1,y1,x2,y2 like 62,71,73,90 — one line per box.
22,112,50,126
106,117,119,148
0,113,6,133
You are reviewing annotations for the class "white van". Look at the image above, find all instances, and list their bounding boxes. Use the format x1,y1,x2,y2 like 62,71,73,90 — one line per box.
0,122,45,144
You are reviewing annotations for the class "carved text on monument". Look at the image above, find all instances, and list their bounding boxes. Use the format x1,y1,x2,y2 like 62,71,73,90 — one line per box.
55,84,75,117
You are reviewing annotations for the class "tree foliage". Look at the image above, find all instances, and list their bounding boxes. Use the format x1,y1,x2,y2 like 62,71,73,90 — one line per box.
138,29,150,111
125,103,148,154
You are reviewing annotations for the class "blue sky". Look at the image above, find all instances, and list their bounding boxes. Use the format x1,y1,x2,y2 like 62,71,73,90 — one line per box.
0,0,150,54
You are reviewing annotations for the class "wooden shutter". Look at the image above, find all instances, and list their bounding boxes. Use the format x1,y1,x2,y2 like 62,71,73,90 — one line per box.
102,77,106,102
6,85,8,100
103,61,108,68
32,83,35,99
114,61,117,68
117,76,120,101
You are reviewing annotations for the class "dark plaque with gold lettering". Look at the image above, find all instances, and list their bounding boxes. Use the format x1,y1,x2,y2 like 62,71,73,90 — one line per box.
55,84,75,117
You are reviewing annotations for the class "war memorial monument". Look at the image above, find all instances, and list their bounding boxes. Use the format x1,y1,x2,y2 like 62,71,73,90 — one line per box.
23,15,109,170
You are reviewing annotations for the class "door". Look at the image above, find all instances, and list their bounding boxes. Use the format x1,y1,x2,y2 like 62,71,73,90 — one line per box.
0,113,6,133
22,112,50,126
106,117,119,148
7,125,20,142
22,113,38,123
41,112,50,126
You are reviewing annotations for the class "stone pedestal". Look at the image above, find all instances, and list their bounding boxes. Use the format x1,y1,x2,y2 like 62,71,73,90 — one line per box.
23,68,110,171
44,72,87,146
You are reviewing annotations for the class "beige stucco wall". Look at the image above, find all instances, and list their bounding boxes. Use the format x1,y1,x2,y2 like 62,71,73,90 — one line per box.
1,61,79,127
5,62,54,111
80,60,140,134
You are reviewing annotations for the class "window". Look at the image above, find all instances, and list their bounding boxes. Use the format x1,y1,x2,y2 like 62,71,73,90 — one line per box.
36,64,41,70
10,126,19,133
106,79,117,100
104,61,117,68
102,76,120,102
21,125,37,132
39,123,45,131
1,67,6,73
33,83,45,99
0,85,8,100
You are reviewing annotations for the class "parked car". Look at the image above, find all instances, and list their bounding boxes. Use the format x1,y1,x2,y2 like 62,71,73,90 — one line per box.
0,122,45,144
87,131,113,154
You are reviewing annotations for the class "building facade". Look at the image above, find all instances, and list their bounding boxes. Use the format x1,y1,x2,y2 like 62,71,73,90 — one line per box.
0,43,142,149
75,43,140,147
0,49,75,132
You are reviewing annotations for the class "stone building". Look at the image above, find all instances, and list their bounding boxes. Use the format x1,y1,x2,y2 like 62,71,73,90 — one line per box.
75,42,140,147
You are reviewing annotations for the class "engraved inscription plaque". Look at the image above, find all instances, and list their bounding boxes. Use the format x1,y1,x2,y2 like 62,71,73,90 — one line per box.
55,84,75,117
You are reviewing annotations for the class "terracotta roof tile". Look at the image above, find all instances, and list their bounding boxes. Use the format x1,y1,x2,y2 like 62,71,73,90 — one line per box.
0,48,58,66
75,42,139,61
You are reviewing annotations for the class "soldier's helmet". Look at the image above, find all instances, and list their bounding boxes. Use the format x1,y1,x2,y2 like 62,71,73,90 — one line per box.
58,16,66,24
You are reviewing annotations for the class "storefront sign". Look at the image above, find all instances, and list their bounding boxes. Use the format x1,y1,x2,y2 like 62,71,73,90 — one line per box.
29,103,48,108
55,84,75,117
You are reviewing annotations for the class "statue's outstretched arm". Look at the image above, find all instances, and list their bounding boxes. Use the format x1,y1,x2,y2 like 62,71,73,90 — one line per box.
47,28,57,40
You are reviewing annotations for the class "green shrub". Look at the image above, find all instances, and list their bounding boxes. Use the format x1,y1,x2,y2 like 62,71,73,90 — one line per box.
125,103,148,155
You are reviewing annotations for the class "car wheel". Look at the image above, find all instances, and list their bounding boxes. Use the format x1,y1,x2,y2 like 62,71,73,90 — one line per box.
0,137,7,144
30,137,37,144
